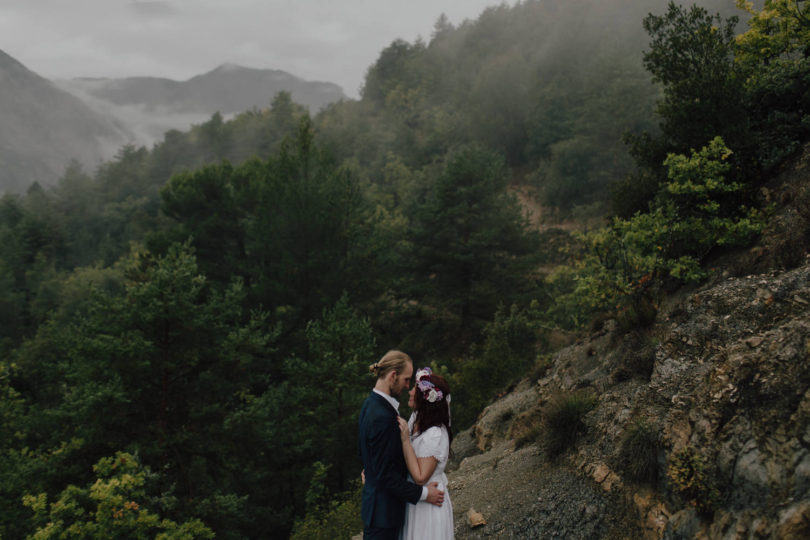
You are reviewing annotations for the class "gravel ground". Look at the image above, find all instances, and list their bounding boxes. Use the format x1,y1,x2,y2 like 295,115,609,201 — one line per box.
449,441,620,539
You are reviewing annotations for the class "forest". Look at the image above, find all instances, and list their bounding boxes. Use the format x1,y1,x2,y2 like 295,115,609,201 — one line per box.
1,0,809,537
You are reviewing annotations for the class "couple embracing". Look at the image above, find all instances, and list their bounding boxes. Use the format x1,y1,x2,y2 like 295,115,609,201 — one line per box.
358,350,455,540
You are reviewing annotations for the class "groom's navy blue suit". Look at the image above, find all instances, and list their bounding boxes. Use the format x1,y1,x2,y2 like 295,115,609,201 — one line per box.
359,391,423,540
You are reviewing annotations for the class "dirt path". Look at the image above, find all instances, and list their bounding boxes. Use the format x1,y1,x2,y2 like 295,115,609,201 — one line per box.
448,439,618,539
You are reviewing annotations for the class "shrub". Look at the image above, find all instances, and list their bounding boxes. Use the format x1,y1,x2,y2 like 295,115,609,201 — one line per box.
617,420,661,484
615,294,658,333
528,353,553,382
514,424,544,450
23,452,214,539
667,446,719,515
546,137,764,331
613,333,658,381
452,304,539,428
543,391,596,458
767,180,810,270
290,481,363,540
509,407,544,449
483,304,538,383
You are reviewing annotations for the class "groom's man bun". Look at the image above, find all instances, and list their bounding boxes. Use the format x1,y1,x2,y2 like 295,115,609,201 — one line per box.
369,350,412,379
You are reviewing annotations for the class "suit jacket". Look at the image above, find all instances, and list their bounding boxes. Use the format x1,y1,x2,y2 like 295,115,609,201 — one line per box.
358,391,423,529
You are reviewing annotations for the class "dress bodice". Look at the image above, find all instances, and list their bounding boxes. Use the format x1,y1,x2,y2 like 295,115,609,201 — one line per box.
407,413,450,484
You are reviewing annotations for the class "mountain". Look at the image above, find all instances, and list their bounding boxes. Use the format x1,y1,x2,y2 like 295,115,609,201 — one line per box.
0,50,133,193
72,63,345,114
0,53,347,193
56,63,347,146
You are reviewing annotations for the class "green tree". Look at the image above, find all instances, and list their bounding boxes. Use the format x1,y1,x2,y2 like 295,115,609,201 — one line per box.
735,0,810,168
23,452,214,539
220,294,374,537
95,145,153,206
160,161,248,283
245,117,376,328
287,293,376,492
452,304,538,428
404,145,539,352
467,47,531,164
198,112,232,162
642,2,746,154
0,360,31,539
735,0,810,66
256,91,308,157
13,242,275,536
362,39,426,106
546,137,763,329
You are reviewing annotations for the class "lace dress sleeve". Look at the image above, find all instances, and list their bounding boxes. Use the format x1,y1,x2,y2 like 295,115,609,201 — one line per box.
413,426,449,462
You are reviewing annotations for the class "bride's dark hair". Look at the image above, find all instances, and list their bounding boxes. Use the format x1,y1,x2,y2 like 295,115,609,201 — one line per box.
413,373,453,447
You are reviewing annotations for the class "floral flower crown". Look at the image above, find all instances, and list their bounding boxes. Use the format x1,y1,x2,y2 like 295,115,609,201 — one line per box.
415,367,445,403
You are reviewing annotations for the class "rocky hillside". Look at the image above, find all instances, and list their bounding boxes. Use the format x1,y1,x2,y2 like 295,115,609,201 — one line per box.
447,152,810,539
0,49,132,193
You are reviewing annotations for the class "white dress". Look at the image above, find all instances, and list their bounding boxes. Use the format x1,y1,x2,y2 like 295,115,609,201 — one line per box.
401,413,454,540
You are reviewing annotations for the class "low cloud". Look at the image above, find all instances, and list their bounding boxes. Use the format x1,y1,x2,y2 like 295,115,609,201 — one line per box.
2,0,513,99
129,1,177,18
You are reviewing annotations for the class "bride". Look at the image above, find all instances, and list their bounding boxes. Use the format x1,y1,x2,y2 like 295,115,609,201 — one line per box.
397,367,454,540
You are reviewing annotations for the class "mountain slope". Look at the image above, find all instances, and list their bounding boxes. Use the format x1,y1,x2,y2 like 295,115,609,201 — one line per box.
0,50,132,193
447,149,810,538
449,262,810,538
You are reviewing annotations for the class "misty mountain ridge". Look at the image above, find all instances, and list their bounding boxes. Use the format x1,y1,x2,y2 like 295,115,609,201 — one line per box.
55,63,347,146
0,49,133,193
0,52,348,193
59,63,345,114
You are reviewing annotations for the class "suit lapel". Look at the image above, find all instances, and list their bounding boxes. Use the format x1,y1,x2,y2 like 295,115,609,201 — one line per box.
370,390,399,416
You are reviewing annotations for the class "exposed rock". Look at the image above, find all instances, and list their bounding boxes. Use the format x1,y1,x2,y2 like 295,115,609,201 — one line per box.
776,501,810,539
467,508,487,528
732,439,770,506
448,260,810,538
634,489,671,540
663,508,700,540
745,336,764,348
448,426,482,472
472,379,538,452
592,463,611,483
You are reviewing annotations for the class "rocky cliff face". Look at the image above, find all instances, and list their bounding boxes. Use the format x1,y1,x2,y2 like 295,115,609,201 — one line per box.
448,165,810,538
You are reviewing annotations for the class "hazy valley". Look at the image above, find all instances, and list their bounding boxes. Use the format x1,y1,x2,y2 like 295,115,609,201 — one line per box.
0,53,346,193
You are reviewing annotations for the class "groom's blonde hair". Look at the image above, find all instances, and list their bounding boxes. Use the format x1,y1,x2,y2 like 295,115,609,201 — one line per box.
369,350,412,380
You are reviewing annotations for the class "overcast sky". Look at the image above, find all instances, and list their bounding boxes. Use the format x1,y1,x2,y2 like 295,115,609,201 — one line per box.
1,0,512,98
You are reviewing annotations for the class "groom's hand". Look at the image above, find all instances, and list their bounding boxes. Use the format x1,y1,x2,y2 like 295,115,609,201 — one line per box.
426,482,444,507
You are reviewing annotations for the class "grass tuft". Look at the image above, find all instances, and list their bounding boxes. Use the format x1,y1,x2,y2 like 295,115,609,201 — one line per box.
543,391,596,458
617,419,661,484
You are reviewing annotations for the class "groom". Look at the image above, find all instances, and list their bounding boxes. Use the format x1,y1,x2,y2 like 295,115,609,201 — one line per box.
358,350,444,540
